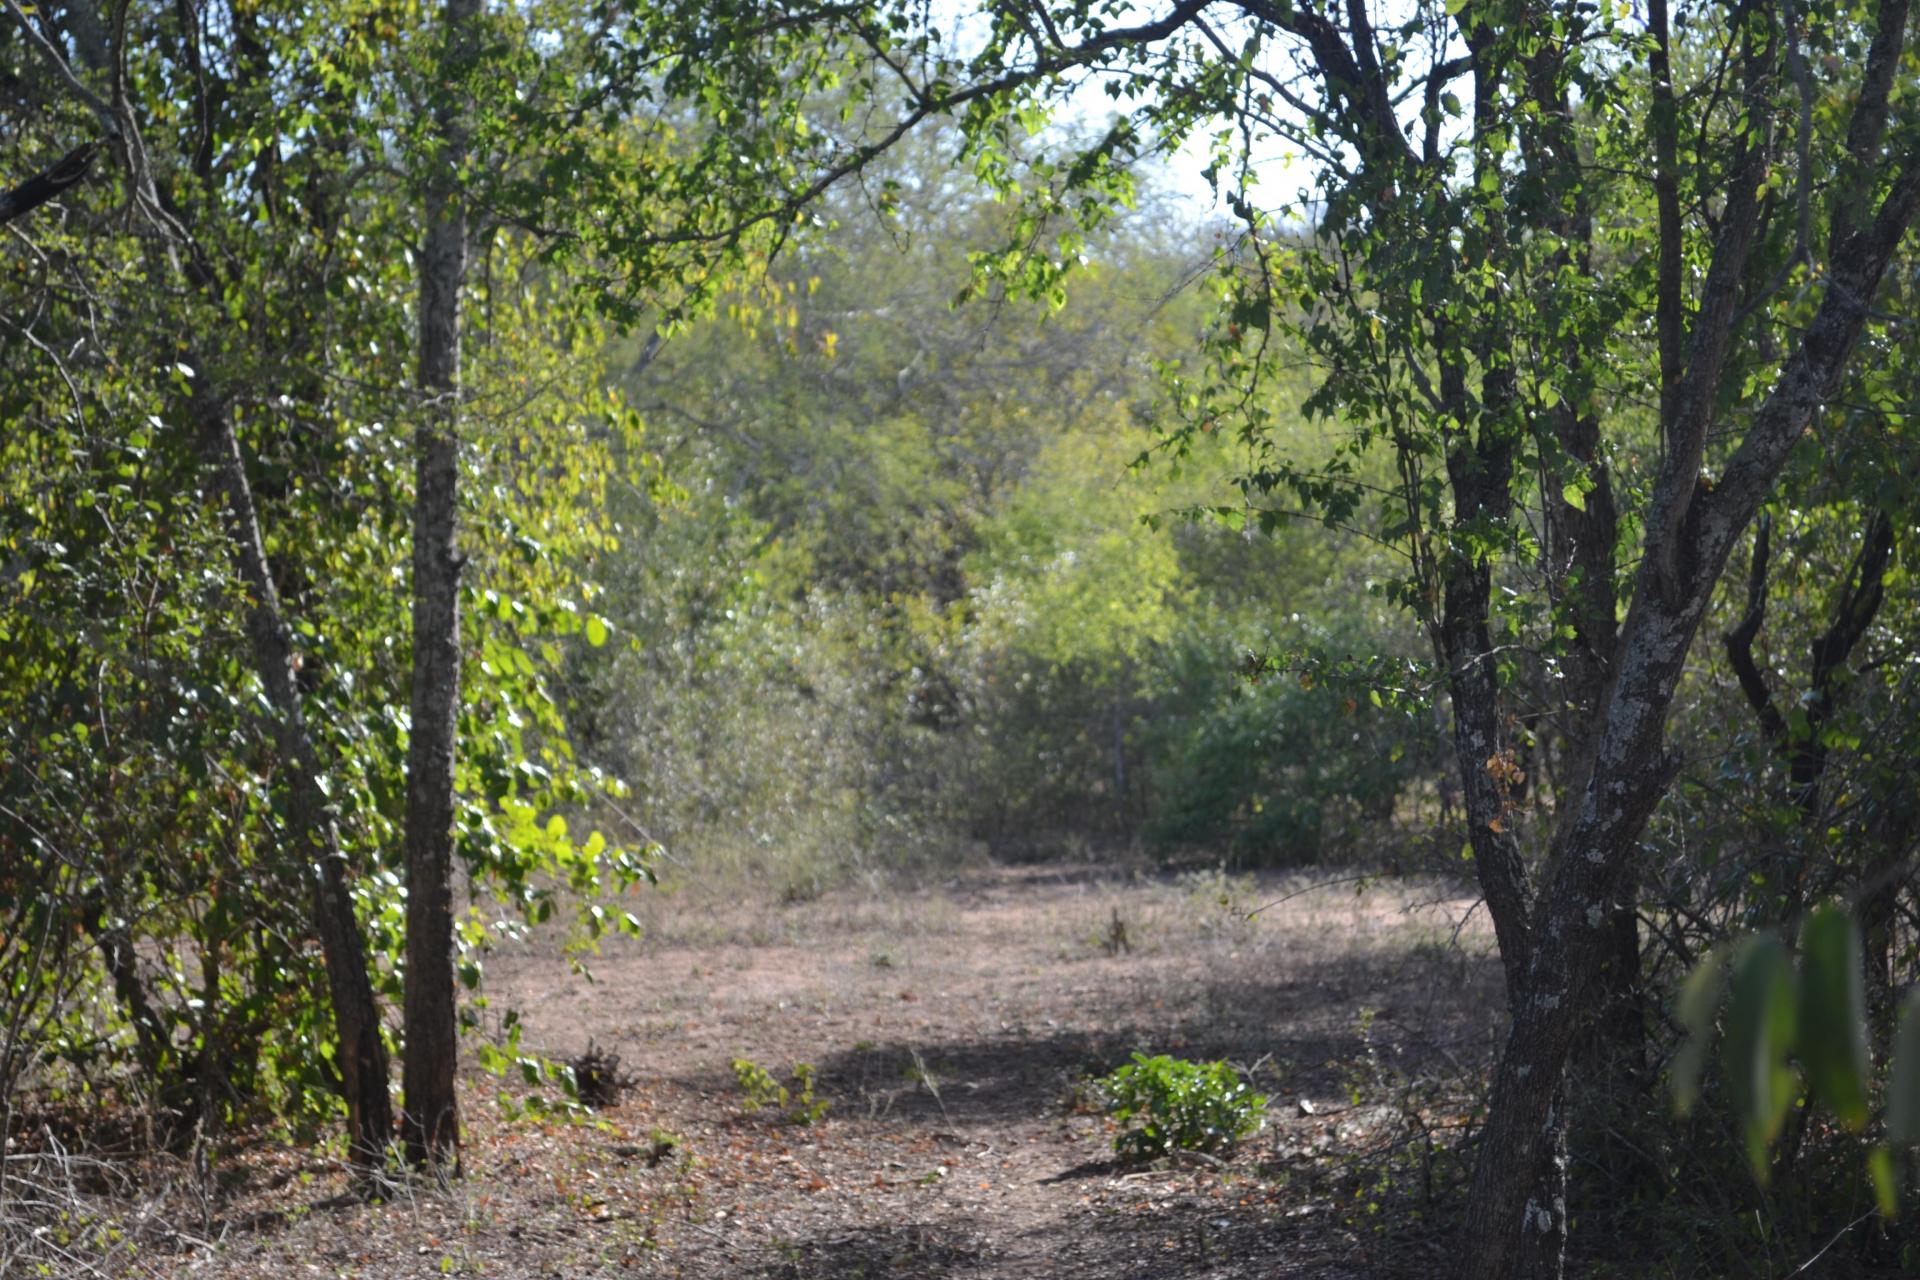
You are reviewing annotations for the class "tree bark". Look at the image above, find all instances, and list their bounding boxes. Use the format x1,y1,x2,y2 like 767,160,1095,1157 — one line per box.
401,0,481,1172
1523,22,1639,1074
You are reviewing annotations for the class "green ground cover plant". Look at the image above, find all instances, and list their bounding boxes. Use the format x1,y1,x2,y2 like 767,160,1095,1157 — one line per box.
1101,1053,1267,1162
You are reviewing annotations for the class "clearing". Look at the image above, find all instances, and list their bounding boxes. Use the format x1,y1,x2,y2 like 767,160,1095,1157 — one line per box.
183,861,1501,1279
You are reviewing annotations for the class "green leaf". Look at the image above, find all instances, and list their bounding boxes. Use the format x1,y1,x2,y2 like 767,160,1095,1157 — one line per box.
1868,1145,1900,1219
1798,904,1871,1131
1671,945,1728,1117
1887,990,1920,1146
1560,482,1585,511
585,614,610,647
1723,932,1797,1180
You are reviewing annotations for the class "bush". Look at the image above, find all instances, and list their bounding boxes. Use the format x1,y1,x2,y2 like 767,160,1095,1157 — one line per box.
731,1058,830,1125
1100,1052,1267,1161
1143,627,1433,864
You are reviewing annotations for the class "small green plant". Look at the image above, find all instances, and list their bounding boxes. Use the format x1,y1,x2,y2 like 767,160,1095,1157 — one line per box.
1101,1052,1267,1161
731,1057,830,1125
732,1057,784,1110
789,1063,829,1125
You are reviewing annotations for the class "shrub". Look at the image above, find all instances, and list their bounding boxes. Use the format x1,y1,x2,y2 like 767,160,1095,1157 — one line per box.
731,1058,830,1125
1143,627,1432,864
1100,1052,1267,1161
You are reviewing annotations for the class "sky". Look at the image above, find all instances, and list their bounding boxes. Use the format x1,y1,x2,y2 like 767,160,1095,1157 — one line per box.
924,0,1330,220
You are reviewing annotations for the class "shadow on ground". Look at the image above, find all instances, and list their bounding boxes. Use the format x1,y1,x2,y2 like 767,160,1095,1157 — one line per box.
738,943,1503,1132
750,1219,989,1279
744,1196,1409,1279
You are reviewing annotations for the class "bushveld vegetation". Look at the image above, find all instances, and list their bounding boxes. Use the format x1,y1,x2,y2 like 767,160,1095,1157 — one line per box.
5,0,1920,1276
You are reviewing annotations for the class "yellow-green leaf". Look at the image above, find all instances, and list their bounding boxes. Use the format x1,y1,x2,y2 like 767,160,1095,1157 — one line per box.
1724,932,1797,1181
1869,1146,1900,1219
1798,904,1871,1131
1672,945,1728,1117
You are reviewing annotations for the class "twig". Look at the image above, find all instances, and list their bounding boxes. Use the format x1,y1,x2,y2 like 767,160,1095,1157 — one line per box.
1247,873,1378,918
1788,1210,1874,1276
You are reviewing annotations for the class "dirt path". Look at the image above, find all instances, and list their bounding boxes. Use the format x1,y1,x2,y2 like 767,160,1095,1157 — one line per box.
199,864,1499,1279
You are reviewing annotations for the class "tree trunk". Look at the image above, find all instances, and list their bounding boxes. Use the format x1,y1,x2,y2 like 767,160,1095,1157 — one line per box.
1513,1085,1568,1280
401,0,480,1172
189,377,395,1174
1457,600,1689,1279
88,895,174,1092
1457,138,1920,1276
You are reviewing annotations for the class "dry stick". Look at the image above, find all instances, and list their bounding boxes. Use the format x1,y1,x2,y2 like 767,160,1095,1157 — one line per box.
1246,873,1381,918
1788,1210,1876,1276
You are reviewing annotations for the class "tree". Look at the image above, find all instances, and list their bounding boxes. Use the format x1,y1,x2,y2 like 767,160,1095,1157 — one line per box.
7,0,399,1171
401,0,482,1174
625,2,1920,1273
4,0,649,1178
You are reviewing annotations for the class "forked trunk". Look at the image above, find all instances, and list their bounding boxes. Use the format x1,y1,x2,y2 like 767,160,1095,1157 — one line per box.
1456,138,1920,1275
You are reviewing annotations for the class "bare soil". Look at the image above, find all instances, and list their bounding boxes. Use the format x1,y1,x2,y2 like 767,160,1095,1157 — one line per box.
155,862,1505,1278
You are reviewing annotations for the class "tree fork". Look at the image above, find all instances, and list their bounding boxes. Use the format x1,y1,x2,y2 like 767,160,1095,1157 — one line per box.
1457,128,1920,1280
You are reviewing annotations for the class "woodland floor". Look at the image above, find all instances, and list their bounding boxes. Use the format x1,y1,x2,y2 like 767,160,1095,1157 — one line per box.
44,859,1510,1278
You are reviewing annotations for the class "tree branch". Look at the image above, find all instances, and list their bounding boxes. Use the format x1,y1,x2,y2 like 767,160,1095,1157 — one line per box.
1647,0,1683,424
0,142,97,225
1833,0,1912,246
1647,21,1774,601
1706,139,1920,545
1,0,118,138
1722,513,1787,743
